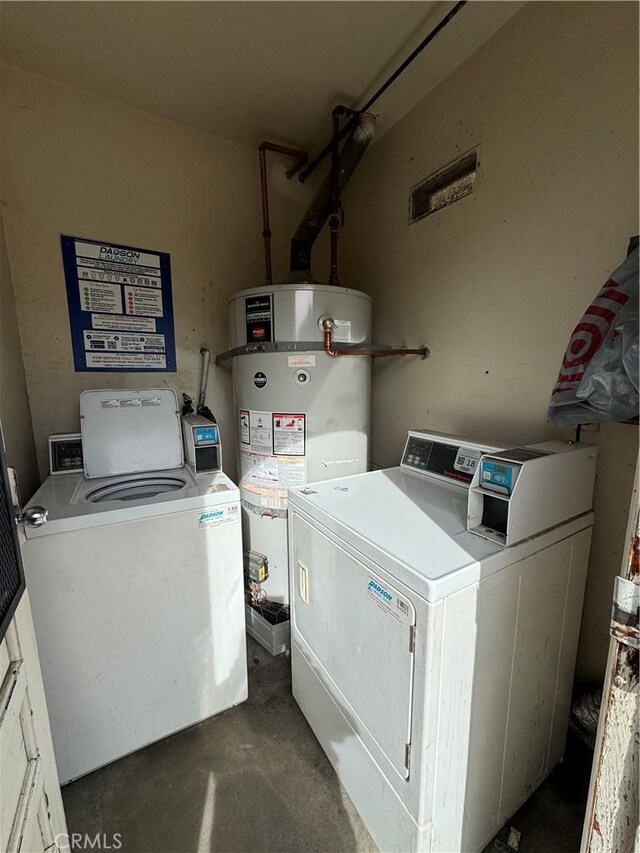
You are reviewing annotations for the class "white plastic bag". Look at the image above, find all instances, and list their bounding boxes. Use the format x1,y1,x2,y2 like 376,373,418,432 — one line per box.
547,245,639,425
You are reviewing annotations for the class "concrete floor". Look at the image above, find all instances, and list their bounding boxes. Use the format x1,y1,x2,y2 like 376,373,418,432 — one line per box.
63,639,590,853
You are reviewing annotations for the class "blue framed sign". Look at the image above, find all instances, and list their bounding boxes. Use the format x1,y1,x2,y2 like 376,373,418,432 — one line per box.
61,235,176,372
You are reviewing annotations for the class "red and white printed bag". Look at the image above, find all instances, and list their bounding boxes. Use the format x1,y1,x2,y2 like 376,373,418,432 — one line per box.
547,245,638,425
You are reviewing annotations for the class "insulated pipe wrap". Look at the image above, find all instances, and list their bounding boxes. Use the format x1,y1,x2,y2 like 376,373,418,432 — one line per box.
289,113,376,278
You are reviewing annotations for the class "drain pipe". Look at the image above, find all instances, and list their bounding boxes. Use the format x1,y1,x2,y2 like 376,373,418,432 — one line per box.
323,319,429,359
258,142,308,285
289,113,375,281
197,347,211,410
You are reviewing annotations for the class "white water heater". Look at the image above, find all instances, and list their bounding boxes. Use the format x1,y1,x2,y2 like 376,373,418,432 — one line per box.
227,283,372,605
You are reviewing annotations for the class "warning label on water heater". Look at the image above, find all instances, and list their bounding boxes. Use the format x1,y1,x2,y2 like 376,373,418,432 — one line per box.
239,410,250,445
332,318,352,343
238,408,307,497
249,411,273,452
272,413,306,456
240,449,306,494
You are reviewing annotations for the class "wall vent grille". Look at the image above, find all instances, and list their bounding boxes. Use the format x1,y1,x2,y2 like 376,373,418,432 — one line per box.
410,150,478,222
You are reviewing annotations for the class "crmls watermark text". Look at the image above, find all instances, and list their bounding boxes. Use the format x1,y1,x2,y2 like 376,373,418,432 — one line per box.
56,833,123,850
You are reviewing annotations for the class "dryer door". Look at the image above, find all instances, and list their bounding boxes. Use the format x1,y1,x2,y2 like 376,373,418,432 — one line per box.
291,513,416,779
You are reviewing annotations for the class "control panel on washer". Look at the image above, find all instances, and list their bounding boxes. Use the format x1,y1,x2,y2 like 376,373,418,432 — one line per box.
401,430,503,485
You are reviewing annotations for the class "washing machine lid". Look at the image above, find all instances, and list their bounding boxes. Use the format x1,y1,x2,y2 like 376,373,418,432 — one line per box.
80,389,183,478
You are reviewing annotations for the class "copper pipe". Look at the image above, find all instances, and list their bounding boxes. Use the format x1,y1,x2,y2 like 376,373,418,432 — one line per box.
258,142,308,285
323,321,429,359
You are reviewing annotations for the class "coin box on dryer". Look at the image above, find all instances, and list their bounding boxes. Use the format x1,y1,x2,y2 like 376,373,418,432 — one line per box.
467,441,598,547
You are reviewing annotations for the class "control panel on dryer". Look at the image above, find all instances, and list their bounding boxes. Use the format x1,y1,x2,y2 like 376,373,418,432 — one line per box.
401,430,503,486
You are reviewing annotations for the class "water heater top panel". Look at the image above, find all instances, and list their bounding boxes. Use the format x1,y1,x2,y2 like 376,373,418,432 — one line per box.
229,283,372,347
230,283,372,302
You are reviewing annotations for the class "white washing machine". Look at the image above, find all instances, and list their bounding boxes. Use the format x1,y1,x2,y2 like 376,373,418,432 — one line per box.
22,388,247,784
288,430,597,853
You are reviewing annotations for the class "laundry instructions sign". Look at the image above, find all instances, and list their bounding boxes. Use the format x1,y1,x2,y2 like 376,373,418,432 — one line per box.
61,235,177,372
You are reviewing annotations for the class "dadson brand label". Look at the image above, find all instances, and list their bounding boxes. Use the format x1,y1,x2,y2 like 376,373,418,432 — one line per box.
197,504,239,529
366,576,412,624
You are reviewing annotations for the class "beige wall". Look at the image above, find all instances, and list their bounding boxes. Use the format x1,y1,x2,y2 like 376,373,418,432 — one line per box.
0,210,38,498
0,65,313,481
342,1,639,683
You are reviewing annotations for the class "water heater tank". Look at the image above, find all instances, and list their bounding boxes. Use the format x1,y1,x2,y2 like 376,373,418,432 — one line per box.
228,283,372,605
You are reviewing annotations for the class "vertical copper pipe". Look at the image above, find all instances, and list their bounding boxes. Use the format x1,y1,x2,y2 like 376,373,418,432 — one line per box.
323,325,339,357
258,142,308,286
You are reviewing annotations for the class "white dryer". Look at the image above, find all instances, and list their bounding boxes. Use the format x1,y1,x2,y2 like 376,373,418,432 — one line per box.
288,430,597,853
22,389,247,784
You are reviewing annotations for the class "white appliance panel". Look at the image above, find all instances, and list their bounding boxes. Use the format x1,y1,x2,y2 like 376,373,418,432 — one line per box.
292,523,594,853
292,512,415,778
292,640,425,853
80,388,183,478
22,498,247,784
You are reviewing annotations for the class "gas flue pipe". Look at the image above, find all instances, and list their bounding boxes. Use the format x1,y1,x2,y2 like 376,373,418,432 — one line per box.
259,142,308,285
289,114,375,279
322,319,429,359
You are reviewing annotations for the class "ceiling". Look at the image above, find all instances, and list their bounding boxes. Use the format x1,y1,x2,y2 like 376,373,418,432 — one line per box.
0,1,524,152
